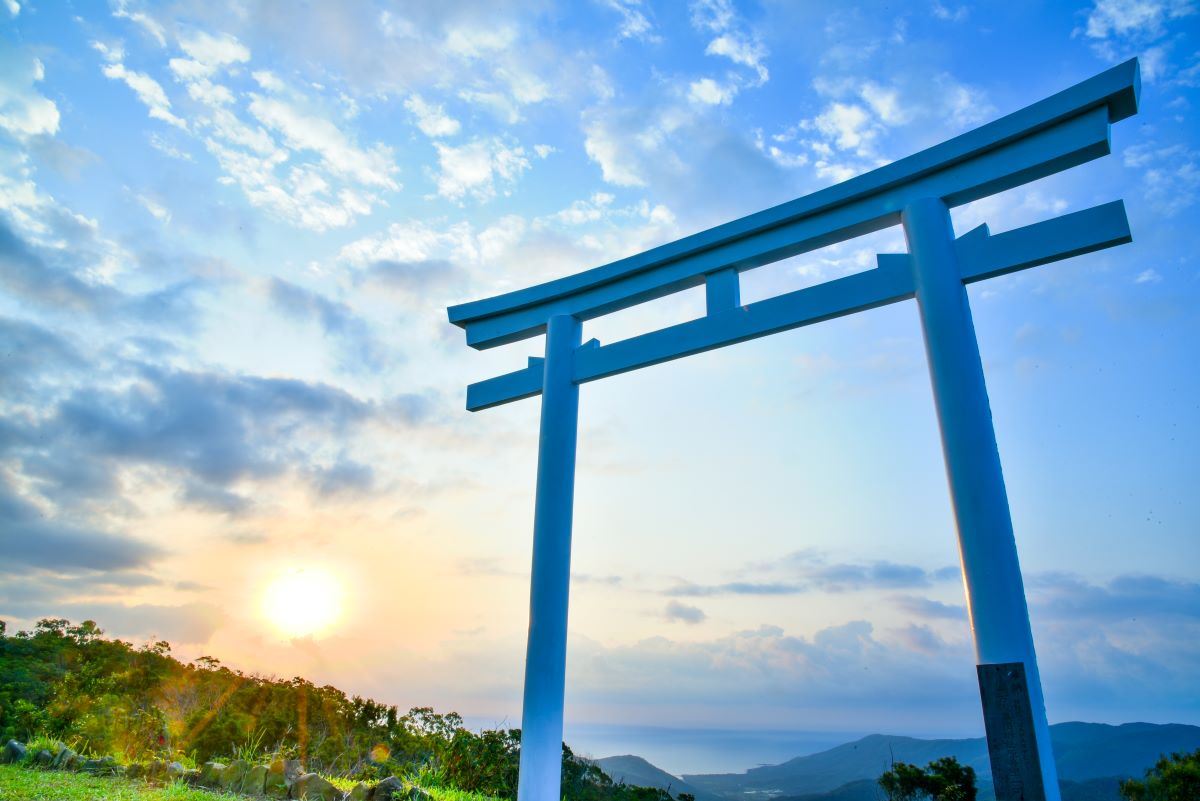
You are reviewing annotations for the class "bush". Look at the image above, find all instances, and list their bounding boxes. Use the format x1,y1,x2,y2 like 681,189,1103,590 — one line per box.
879,757,976,801
1119,749,1200,801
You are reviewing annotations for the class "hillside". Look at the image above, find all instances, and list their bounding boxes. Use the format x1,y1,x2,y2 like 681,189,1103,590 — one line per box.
595,755,721,801
679,722,1200,801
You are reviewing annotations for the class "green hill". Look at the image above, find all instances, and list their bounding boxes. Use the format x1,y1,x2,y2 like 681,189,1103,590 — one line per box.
680,723,1200,801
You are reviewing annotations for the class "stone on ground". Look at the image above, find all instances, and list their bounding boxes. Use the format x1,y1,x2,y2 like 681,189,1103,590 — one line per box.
289,772,346,800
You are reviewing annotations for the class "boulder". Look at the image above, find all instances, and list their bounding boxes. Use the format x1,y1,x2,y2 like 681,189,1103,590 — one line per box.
183,768,201,785
34,749,54,767
347,782,371,801
126,763,145,779
199,761,227,788
371,777,404,800
144,759,166,781
50,745,77,770
222,760,251,791
370,777,431,801
0,741,24,765
167,761,187,781
265,758,303,798
241,763,268,795
289,772,345,801
80,756,121,776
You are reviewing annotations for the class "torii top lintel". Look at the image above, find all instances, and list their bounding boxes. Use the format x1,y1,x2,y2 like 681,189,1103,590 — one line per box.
449,59,1139,411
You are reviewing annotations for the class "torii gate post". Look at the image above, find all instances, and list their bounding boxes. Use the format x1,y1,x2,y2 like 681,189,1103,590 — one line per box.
904,197,1057,795
449,60,1141,801
518,314,582,801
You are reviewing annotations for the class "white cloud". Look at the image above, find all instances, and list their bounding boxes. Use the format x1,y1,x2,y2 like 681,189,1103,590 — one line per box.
583,114,648,187
813,102,874,151
174,30,251,77
1135,268,1163,283
248,95,399,190
0,50,60,139
1124,142,1200,215
689,0,735,33
404,94,461,138
600,0,660,42
431,138,531,201
100,61,187,129
113,2,167,46
706,33,768,85
1082,0,1196,82
1085,0,1195,40
137,194,170,223
860,82,909,125
4,0,19,17
444,25,517,58
932,1,969,22
688,77,738,106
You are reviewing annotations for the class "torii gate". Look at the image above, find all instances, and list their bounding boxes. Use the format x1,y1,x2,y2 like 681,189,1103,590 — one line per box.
449,60,1139,801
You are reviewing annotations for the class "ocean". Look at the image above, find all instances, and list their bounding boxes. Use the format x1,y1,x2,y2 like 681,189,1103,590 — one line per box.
464,719,869,776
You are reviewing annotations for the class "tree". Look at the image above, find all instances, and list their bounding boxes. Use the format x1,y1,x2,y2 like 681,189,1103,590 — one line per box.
1120,749,1200,801
879,757,976,801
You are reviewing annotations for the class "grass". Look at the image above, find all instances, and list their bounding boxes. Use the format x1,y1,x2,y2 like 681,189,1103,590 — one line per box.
0,764,504,801
0,764,240,801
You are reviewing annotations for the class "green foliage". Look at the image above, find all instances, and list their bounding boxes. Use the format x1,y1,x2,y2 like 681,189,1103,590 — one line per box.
0,619,676,801
1119,748,1200,801
0,763,242,801
879,757,977,801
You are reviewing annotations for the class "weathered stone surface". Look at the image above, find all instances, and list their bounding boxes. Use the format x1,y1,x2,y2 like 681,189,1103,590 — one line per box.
241,763,268,794
0,741,24,764
62,752,83,771
34,749,54,766
80,756,121,776
143,759,166,781
50,745,77,770
370,777,430,801
371,777,403,800
289,772,345,800
167,761,187,781
199,761,227,787
126,763,145,779
222,759,251,791
183,768,201,785
265,759,303,798
347,782,371,801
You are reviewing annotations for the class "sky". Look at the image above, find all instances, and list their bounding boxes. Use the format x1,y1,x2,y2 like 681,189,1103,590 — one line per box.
1,0,1199,772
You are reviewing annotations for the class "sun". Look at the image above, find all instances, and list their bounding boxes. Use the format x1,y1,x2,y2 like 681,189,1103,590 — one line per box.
261,568,344,639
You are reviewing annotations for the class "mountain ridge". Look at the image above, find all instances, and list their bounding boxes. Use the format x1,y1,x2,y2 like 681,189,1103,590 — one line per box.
595,722,1200,801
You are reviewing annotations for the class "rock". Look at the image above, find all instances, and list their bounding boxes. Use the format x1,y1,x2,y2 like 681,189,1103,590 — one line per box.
144,759,166,781
289,772,345,801
0,741,24,764
34,749,54,767
241,763,268,794
370,777,431,801
183,768,201,785
347,782,371,801
167,761,186,781
62,753,83,772
199,761,227,788
222,760,251,791
265,759,303,798
371,777,404,800
80,756,121,776
126,763,145,779
50,745,77,770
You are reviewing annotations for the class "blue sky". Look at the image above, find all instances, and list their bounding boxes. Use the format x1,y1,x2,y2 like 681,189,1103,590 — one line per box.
1,0,1198,758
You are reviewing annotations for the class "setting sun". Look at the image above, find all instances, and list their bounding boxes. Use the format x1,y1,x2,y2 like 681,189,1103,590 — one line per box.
261,569,343,639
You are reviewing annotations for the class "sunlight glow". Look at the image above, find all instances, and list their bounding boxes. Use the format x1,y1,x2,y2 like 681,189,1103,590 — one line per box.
261,569,344,638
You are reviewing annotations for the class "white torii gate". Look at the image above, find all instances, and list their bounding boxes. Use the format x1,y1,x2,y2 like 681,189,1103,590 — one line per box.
448,60,1140,801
